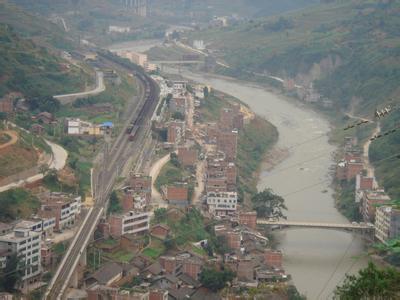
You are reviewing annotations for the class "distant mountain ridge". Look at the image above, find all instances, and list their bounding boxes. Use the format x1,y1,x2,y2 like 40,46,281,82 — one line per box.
189,0,400,115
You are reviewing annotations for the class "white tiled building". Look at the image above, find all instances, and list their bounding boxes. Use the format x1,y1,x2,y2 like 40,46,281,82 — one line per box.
207,191,238,216
15,217,56,240
0,229,41,285
375,206,400,243
109,211,150,237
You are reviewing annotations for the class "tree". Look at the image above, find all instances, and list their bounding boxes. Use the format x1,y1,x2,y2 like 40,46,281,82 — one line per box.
199,268,235,292
0,253,23,291
108,191,122,215
170,152,181,168
154,208,167,223
0,112,7,122
26,96,60,113
203,87,209,98
334,262,400,299
163,237,175,250
251,188,287,219
172,111,185,121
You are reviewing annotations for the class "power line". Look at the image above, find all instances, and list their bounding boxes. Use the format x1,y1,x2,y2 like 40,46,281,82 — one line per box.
316,235,357,300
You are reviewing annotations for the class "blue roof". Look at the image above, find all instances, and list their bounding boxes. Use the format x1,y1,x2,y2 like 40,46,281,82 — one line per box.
101,121,114,127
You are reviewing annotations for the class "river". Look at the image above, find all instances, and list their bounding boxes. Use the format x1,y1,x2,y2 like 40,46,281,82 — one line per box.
109,40,369,299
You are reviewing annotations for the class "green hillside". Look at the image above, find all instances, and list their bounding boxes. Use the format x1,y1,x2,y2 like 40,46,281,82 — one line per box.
369,109,400,200
0,23,88,97
188,0,400,115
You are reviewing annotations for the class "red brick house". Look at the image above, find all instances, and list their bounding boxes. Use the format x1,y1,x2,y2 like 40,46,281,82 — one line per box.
166,186,189,207
217,130,238,161
239,211,257,230
264,249,283,269
177,147,197,167
0,97,13,114
151,224,170,240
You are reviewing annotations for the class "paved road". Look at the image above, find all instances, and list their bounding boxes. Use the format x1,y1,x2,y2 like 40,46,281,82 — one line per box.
47,140,68,170
54,71,105,104
0,138,68,192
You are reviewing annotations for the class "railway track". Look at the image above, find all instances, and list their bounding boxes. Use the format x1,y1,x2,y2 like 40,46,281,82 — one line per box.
45,60,159,299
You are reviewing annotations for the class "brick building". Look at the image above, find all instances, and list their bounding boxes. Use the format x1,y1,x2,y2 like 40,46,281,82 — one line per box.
355,174,375,203
169,97,186,115
0,94,15,114
239,211,257,230
264,249,283,269
219,106,244,132
177,147,197,167
129,174,152,204
150,224,170,240
237,259,254,282
361,190,391,222
167,121,185,144
226,231,241,250
205,123,218,144
108,211,150,238
149,289,168,300
217,130,238,161
336,160,364,181
39,193,82,231
166,186,189,207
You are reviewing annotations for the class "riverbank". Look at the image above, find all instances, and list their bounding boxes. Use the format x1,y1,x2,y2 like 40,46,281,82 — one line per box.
161,67,368,299
196,85,279,203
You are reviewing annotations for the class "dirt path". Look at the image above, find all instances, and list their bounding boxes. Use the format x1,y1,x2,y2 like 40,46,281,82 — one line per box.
363,122,381,179
193,159,205,205
148,153,171,208
0,130,18,149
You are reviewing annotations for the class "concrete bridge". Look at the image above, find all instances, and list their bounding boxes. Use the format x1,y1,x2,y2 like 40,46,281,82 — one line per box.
151,60,203,65
257,219,375,232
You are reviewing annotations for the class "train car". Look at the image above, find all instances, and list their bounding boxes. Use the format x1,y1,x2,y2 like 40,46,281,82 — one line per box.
126,124,134,134
128,125,138,141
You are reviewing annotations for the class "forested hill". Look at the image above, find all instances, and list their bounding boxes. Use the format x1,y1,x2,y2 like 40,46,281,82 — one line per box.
0,24,86,98
189,0,400,115
0,2,90,98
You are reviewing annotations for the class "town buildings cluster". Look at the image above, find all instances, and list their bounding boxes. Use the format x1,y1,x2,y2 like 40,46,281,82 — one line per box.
0,192,82,291
336,137,398,243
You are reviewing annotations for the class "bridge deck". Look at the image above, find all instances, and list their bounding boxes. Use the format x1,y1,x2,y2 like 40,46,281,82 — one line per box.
256,220,373,230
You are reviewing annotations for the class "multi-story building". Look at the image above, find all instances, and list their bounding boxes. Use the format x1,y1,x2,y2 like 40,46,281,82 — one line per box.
225,231,241,250
15,217,56,240
109,211,150,238
264,249,283,269
39,193,82,231
0,228,41,286
166,186,189,208
206,191,237,216
375,206,400,243
0,95,13,114
219,105,244,131
65,118,103,136
129,174,152,204
239,211,258,230
355,174,375,203
177,147,197,167
169,97,186,115
217,130,238,161
171,81,187,94
361,190,391,222
167,121,185,145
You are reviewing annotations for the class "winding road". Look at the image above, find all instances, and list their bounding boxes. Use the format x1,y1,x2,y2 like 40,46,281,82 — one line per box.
54,71,105,104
